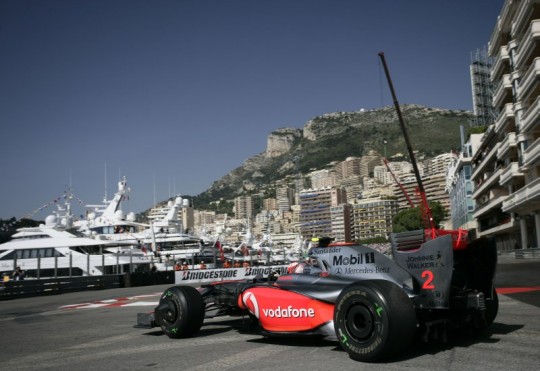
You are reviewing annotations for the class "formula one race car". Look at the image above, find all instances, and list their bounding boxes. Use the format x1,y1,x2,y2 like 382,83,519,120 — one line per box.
136,231,498,362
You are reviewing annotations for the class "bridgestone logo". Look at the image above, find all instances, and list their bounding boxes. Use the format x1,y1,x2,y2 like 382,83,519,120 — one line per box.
182,270,238,280
262,305,315,318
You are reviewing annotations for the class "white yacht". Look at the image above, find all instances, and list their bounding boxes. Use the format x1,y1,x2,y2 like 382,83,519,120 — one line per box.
76,177,144,245
138,197,220,269
0,204,150,278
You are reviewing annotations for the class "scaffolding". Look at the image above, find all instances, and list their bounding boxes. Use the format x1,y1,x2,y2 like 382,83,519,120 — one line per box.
469,46,497,127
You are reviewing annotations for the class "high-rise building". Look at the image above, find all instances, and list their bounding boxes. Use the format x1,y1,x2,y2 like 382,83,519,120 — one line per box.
299,187,347,238
276,186,295,211
472,0,540,250
426,153,455,175
339,174,363,203
330,204,352,242
309,169,338,189
263,198,278,211
360,150,383,178
234,195,253,220
351,197,398,241
334,157,362,180
446,133,482,231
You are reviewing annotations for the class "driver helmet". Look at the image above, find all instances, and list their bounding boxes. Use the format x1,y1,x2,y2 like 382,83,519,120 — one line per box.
286,261,306,274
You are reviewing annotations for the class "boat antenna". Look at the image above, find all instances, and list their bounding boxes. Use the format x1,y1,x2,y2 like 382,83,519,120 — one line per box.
104,162,108,203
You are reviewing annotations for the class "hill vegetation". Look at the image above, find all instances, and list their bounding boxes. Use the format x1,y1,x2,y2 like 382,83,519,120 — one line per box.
189,105,473,212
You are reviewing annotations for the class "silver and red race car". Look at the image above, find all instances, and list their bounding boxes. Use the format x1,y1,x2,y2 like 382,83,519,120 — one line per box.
136,231,498,362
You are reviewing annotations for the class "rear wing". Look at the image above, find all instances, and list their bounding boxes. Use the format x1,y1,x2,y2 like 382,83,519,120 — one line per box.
391,228,469,252
391,232,454,309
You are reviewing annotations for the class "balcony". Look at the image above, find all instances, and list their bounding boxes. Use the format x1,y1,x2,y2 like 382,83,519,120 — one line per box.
494,103,516,133
514,20,540,68
488,0,514,55
522,137,540,168
511,0,534,36
477,217,516,238
492,74,513,108
473,168,503,199
473,195,505,220
517,57,540,101
471,142,501,181
520,95,540,133
499,162,524,186
497,132,518,159
502,177,540,213
491,45,510,81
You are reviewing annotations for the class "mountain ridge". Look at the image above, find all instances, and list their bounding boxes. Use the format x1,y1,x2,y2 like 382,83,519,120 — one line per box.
189,104,473,209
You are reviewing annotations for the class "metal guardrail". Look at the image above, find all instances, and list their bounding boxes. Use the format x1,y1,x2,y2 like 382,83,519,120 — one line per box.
0,275,122,300
498,248,540,260
0,271,175,300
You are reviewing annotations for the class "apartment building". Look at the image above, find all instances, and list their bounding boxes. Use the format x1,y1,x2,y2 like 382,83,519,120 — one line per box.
330,204,352,242
234,195,253,220
339,174,363,203
334,156,361,180
391,172,450,213
446,134,483,231
472,0,540,249
360,150,383,178
299,187,347,238
309,169,338,189
276,186,295,211
263,198,278,211
351,197,399,241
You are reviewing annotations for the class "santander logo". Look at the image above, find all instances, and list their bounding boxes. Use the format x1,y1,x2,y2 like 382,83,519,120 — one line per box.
242,292,260,318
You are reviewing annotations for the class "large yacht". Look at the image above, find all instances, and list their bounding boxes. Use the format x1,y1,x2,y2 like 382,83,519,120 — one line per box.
76,176,143,245
0,200,149,278
138,197,219,269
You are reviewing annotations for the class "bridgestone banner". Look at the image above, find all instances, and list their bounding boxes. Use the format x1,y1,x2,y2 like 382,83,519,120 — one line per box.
175,265,288,284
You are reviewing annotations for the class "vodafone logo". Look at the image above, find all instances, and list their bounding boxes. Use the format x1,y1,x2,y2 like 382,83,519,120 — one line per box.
262,306,315,318
242,291,260,318
242,292,316,319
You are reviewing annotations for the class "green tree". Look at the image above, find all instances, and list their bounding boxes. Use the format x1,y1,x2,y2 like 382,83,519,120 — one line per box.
392,208,423,232
392,201,447,232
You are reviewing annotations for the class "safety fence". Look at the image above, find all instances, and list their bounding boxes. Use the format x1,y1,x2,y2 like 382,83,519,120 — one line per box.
0,266,286,300
498,248,540,260
0,271,175,300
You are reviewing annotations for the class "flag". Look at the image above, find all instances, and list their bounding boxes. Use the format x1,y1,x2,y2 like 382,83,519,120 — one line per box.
216,240,225,261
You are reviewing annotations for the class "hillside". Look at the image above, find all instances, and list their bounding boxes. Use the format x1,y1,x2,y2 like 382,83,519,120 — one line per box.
191,104,473,209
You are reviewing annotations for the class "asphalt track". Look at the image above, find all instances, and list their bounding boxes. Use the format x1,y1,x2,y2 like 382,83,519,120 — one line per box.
0,258,539,371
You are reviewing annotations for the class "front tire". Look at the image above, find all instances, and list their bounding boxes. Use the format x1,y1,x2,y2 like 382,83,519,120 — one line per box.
334,280,417,362
155,286,205,338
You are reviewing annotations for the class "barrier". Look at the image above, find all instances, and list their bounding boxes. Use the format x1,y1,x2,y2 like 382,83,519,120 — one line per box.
0,265,289,300
0,275,123,300
175,265,288,284
498,248,540,260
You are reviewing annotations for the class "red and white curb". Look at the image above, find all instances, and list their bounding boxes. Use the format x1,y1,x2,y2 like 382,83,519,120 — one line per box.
59,293,160,309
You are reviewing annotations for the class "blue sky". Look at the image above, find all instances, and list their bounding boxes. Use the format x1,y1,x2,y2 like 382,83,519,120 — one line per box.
0,0,504,220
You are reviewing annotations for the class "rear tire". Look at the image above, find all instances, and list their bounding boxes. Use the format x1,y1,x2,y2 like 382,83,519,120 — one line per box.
483,288,499,328
334,280,417,362
155,286,205,338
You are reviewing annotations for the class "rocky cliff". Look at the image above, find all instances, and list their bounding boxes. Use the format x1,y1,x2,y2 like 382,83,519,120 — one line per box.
192,104,473,207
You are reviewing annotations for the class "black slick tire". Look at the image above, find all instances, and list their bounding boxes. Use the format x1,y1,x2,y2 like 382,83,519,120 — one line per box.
483,287,499,328
334,280,417,362
154,286,205,338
